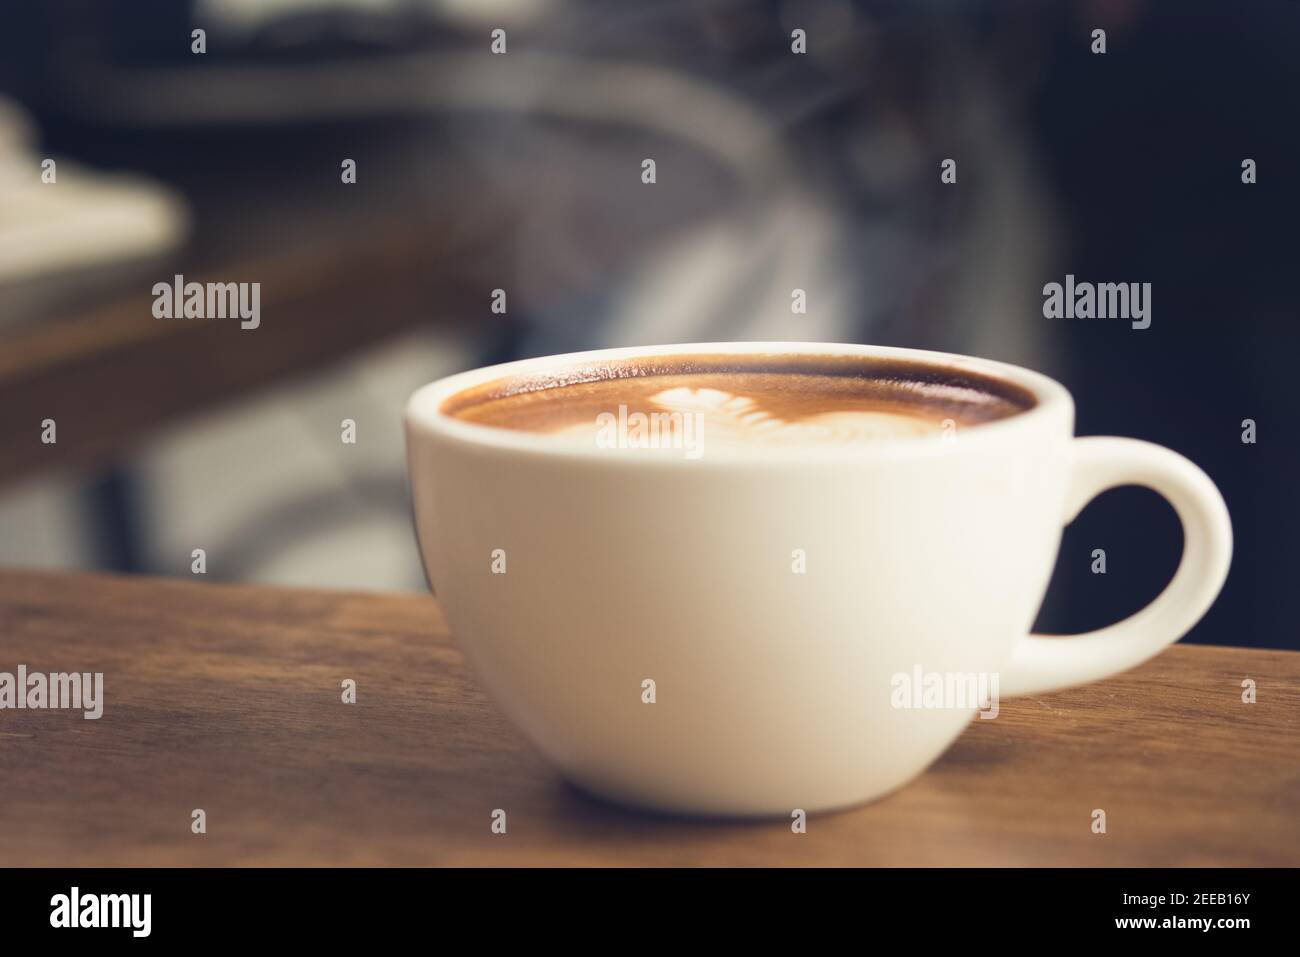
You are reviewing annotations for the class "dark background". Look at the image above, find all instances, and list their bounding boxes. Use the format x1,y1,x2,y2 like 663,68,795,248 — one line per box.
0,0,1294,649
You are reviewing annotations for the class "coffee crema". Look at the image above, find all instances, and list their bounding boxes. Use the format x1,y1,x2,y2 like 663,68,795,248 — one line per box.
440,353,1036,451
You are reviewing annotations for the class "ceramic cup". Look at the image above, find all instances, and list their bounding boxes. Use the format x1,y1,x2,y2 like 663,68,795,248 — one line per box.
404,342,1232,816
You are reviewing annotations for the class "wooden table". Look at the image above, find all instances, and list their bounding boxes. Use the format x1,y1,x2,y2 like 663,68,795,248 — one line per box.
1,567,1295,866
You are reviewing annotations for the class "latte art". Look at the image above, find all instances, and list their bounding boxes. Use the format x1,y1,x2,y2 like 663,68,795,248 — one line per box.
441,352,1033,451
654,385,941,445
552,386,941,451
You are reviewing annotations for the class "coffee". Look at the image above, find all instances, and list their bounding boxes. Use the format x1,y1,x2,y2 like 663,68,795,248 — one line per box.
441,353,1035,449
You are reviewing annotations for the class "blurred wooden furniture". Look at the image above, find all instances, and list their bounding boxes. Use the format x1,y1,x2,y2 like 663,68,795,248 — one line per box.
1,567,1295,866
0,207,504,570
0,219,493,488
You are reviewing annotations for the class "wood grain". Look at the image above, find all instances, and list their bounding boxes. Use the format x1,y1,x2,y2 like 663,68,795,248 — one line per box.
0,567,1295,866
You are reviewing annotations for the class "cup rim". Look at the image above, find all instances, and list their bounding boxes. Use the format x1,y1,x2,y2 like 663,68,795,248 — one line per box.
404,341,1074,464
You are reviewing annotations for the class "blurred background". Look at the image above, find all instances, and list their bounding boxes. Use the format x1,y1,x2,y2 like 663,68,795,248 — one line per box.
0,0,1295,649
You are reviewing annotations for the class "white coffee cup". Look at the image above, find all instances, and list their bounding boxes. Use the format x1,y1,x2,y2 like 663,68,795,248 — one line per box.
404,342,1232,816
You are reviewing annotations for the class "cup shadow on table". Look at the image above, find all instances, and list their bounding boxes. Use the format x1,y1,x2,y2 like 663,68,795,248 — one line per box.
524,714,1025,844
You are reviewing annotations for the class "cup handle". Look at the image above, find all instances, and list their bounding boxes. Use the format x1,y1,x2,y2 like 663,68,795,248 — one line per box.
1000,437,1233,697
